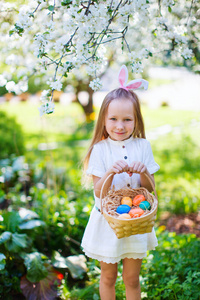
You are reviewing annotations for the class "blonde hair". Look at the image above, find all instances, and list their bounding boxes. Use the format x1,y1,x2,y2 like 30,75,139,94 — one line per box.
83,88,146,171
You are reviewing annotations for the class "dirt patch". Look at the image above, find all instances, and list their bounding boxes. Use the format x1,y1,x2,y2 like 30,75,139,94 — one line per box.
159,212,200,238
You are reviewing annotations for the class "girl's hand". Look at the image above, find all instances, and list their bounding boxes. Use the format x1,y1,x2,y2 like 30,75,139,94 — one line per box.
110,160,129,175
128,161,147,176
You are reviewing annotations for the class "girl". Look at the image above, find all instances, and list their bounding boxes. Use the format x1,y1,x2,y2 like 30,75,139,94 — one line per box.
81,65,160,300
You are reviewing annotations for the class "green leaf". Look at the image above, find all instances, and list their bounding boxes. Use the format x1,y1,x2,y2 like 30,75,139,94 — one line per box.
61,0,72,6
0,231,12,244
9,29,14,36
52,251,87,279
48,5,54,11
5,233,27,252
19,220,45,230
2,211,21,232
0,253,6,271
24,252,48,282
19,208,39,221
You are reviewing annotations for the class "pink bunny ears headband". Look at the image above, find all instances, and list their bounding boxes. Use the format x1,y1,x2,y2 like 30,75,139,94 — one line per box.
118,65,148,91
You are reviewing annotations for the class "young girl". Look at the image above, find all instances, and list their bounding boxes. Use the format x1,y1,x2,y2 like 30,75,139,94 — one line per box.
81,65,160,300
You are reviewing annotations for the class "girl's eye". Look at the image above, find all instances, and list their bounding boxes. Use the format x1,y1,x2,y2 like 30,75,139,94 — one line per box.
110,118,116,120
125,119,132,121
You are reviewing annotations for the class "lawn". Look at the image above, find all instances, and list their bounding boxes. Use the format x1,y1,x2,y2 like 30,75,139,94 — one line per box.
1,101,200,135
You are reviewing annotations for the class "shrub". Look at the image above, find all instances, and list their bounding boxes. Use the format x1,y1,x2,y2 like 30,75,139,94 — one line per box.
141,229,200,300
0,111,25,159
60,230,200,300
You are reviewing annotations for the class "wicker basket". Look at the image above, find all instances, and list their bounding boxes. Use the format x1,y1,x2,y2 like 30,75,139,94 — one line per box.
100,173,158,239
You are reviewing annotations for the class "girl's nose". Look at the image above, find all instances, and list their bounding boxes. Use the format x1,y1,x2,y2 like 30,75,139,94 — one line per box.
116,121,124,130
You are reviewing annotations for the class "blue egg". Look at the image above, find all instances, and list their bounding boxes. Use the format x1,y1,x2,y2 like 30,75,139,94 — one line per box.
116,204,131,214
139,201,151,210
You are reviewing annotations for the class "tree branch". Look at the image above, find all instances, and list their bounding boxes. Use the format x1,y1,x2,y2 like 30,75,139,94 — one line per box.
186,0,194,26
85,0,92,16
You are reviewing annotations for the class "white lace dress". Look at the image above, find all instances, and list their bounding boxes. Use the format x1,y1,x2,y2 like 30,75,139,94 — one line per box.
81,136,160,264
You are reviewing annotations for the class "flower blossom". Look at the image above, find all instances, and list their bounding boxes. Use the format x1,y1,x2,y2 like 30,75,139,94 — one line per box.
38,101,55,116
162,0,175,7
15,6,33,30
0,75,7,87
89,78,103,92
40,89,51,102
49,80,63,91
6,81,16,93
131,62,144,74
181,47,193,59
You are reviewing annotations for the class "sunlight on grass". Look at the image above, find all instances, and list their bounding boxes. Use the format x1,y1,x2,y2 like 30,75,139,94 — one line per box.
1,101,199,135
0,101,84,135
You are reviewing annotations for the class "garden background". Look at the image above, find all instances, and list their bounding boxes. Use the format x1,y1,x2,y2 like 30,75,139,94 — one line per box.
0,0,200,299
0,66,200,300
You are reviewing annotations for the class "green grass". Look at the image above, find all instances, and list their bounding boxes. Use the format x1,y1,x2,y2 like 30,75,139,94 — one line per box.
1,101,200,134
1,101,200,168
142,106,200,131
0,101,84,136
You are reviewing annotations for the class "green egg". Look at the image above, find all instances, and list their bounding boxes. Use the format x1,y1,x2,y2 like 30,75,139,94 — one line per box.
139,201,151,210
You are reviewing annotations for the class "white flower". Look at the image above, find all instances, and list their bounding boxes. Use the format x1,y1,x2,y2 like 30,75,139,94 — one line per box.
14,81,28,94
38,101,55,116
49,80,62,91
129,49,150,61
131,62,143,73
128,51,136,61
16,6,33,30
40,89,51,102
156,17,168,26
86,65,98,77
138,48,150,59
6,81,16,92
89,78,102,91
33,33,48,57
162,0,175,7
6,54,19,65
0,75,7,87
53,35,70,55
181,47,193,59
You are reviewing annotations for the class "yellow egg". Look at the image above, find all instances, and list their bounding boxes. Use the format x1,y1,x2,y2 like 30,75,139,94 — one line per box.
118,213,132,219
121,197,132,207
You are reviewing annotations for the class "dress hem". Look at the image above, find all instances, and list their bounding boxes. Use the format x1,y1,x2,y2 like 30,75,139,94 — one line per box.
82,249,154,264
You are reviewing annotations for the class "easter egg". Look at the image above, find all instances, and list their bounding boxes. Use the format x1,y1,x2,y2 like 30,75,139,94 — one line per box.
121,196,132,207
139,201,151,210
129,208,144,218
116,204,131,214
132,194,145,206
118,213,132,219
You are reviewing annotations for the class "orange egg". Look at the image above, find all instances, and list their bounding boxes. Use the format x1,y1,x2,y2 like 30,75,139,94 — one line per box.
129,208,144,218
118,213,132,219
132,194,145,206
121,197,132,207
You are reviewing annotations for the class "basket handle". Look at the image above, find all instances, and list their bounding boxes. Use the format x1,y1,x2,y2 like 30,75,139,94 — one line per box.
100,172,158,214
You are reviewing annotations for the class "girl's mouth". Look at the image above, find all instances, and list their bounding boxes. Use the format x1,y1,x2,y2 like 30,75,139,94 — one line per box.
114,132,126,135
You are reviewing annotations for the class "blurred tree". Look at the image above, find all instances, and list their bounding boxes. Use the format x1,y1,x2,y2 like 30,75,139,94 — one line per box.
0,0,198,118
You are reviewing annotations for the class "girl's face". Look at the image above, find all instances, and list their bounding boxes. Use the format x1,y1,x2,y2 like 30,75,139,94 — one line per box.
105,98,135,141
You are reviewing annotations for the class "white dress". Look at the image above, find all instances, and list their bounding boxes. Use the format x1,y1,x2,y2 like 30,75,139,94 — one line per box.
81,136,160,264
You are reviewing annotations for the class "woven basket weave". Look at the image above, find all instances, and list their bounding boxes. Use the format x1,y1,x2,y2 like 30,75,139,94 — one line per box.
100,173,158,239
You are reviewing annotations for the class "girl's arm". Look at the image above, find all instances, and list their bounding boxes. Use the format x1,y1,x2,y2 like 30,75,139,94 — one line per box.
92,160,129,198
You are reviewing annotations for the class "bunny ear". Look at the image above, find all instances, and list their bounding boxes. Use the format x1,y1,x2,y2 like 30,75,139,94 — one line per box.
118,65,128,87
126,79,149,90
